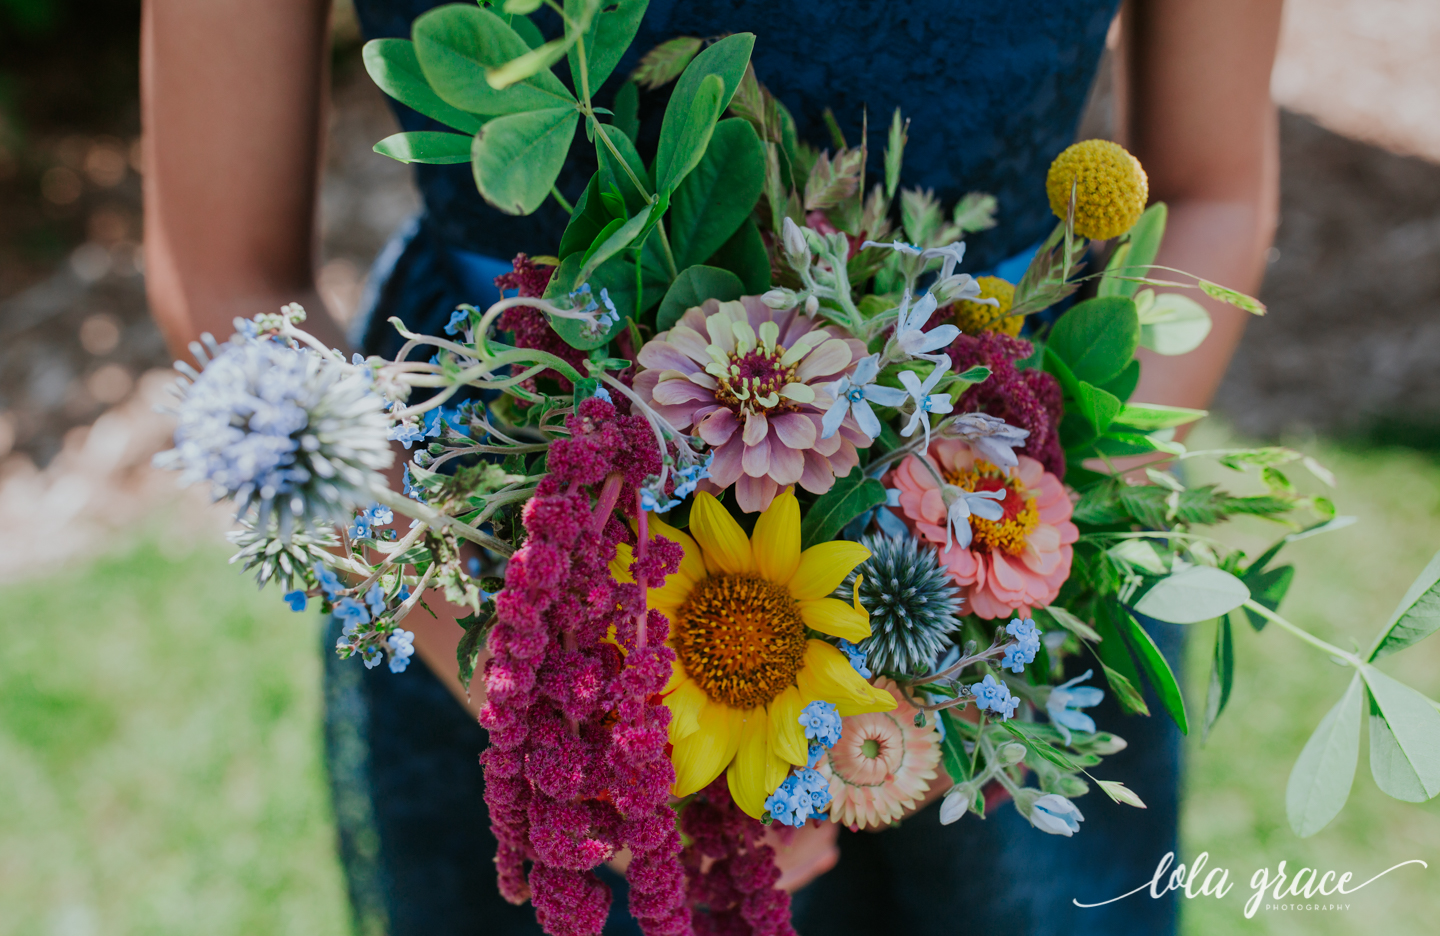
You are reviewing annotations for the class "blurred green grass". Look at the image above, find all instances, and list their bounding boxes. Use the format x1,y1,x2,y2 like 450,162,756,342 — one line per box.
2,425,1439,935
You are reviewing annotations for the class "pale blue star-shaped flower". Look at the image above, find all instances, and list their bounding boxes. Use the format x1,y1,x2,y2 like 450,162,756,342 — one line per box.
283,589,307,612
971,673,1019,720
897,363,955,449
942,484,1007,552
820,354,907,440
1046,669,1105,744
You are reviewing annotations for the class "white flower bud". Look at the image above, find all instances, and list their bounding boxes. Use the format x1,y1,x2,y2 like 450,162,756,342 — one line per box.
1087,732,1128,755
782,216,809,262
804,295,819,317
998,742,1027,766
761,288,797,310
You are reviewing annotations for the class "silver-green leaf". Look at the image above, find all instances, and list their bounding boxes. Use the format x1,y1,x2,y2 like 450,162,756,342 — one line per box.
1368,549,1440,661
1133,566,1250,624
1360,663,1440,801
1285,673,1362,837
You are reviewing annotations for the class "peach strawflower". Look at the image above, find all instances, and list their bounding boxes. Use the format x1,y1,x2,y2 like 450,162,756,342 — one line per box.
889,438,1078,619
633,297,871,513
817,679,941,829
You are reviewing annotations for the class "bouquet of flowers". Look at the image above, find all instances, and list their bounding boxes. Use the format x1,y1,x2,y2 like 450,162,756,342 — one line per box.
158,3,1440,935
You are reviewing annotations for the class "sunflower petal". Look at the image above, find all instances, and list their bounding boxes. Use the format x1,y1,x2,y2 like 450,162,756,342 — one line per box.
798,639,897,716
662,656,687,694
798,597,872,641
727,708,787,819
751,488,801,584
788,541,871,600
611,542,635,583
690,491,754,575
664,677,707,744
672,701,740,797
767,684,808,766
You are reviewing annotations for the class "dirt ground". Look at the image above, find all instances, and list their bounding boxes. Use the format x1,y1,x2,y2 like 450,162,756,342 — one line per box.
2,0,1440,575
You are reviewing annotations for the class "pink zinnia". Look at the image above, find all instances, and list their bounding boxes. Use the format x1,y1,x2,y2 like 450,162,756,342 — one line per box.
634,297,870,513
889,439,1078,619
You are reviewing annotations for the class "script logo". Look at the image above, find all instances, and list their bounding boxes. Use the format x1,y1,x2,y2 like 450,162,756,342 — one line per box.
1073,852,1428,919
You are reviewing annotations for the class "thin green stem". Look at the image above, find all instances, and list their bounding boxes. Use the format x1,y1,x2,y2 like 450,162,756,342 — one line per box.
969,712,987,778
1242,599,1360,666
550,185,574,215
370,486,514,556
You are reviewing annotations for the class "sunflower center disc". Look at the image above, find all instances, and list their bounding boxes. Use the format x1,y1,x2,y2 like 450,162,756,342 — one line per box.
676,573,807,710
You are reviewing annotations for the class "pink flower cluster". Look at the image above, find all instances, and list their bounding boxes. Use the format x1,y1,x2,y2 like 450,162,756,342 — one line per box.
480,396,690,936
681,779,796,936
494,254,587,397
945,331,1066,478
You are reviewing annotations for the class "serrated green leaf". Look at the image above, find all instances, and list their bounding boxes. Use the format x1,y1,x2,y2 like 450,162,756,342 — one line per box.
471,107,579,216
800,470,887,550
413,5,575,115
374,130,475,164
1285,673,1362,836
362,39,485,133
1134,566,1250,625
654,34,754,193
952,191,998,233
1121,608,1189,734
1368,550,1440,661
669,119,765,269
1359,664,1440,800
655,266,745,332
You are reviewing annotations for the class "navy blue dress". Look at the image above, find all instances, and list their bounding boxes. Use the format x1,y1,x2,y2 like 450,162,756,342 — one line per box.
327,3,1183,934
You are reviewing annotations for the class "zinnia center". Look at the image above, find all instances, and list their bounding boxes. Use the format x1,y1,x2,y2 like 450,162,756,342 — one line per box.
946,463,1039,555
675,573,808,710
708,345,800,415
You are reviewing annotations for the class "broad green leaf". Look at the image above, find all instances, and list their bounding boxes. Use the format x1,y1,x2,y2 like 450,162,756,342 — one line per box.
1359,664,1440,800
541,252,634,350
654,33,755,193
1039,605,1102,643
362,39,484,133
669,119,765,269
502,0,542,13
1285,673,1363,836
800,470,887,550
706,217,771,294
1369,712,1429,803
558,174,609,259
1112,402,1208,431
1099,202,1166,299
1368,549,1440,661
1121,609,1189,734
655,73,725,195
1109,539,1168,575
1098,358,1140,403
1072,381,1121,433
1091,428,1185,459
1139,292,1212,355
656,266,745,332
1093,602,1149,716
506,13,545,49
1133,566,1250,624
565,0,648,94
1203,616,1234,740
471,107,579,216
612,80,640,143
1241,562,1295,632
413,5,574,116
578,198,659,283
374,131,474,164
1047,296,1140,385
939,709,971,782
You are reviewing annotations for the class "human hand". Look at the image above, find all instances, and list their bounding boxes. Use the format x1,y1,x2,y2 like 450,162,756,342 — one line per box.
765,818,840,892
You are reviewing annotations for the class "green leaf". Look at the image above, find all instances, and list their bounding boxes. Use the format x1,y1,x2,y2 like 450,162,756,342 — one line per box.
705,217,772,294
1072,381,1122,434
1202,615,1234,739
1199,278,1266,315
596,124,651,213
629,35,702,89
1037,605,1102,643
1046,296,1140,386
1098,358,1140,403
1000,721,1082,771
374,130,474,164
939,709,971,782
1241,563,1295,632
612,80,640,143
884,107,907,198
456,611,497,692
1369,712,1430,803
1368,550,1440,661
800,471,887,550
1359,664,1440,800
668,119,766,269
471,107,579,215
485,35,570,90
1134,566,1250,625
656,266,745,332
578,198,659,284
1099,202,1166,299
1285,673,1363,836
952,192,998,233
1112,402,1208,431
412,5,575,115
558,174,609,259
1099,660,1150,716
542,252,634,350
565,0,648,93
1120,608,1189,734
1138,292,1212,355
1092,602,1149,716
654,33,755,193
362,39,485,133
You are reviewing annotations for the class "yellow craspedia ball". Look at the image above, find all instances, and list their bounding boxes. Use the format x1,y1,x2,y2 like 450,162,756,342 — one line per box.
952,276,1021,336
1046,139,1148,240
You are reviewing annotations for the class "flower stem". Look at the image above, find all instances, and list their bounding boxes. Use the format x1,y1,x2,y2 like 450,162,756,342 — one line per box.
1241,599,1361,666
369,486,513,556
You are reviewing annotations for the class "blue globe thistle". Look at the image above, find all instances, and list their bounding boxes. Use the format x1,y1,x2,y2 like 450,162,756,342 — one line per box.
157,335,392,535
225,518,339,591
836,534,962,676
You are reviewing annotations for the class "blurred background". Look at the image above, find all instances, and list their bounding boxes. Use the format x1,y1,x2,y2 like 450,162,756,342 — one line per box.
2,1,1439,934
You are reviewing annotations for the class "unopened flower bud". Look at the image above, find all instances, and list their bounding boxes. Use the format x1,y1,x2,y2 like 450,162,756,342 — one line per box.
782,217,810,262
761,287,797,310
1087,732,1128,755
804,295,819,317
1056,775,1090,798
913,711,927,728
998,742,1027,765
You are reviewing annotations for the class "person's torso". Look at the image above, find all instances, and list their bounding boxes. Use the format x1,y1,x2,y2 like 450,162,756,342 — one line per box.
352,0,1119,270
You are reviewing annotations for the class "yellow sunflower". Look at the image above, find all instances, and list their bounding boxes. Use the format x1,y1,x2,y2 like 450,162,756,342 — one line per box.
610,488,896,818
